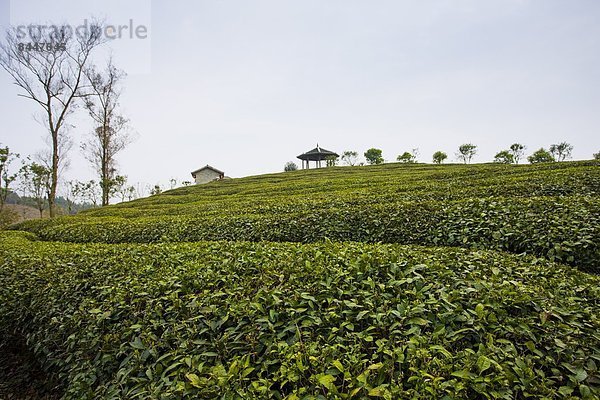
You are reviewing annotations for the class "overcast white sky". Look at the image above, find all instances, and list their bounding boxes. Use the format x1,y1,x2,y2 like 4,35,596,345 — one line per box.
1,0,599,192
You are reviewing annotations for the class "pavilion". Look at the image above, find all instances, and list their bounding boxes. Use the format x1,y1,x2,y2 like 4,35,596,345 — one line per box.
297,144,339,169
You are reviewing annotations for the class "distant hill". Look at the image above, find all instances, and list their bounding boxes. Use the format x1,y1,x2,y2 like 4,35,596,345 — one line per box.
1,193,96,227
4,203,48,222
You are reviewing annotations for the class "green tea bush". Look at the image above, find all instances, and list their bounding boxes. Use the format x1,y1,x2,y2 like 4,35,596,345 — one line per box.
3,161,600,398
0,232,598,399
15,196,600,271
13,162,600,272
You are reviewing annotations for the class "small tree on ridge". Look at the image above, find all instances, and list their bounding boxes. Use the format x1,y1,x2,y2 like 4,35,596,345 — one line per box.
364,148,384,165
456,143,477,164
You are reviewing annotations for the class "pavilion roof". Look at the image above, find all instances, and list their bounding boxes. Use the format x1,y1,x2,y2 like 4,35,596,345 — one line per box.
297,144,339,161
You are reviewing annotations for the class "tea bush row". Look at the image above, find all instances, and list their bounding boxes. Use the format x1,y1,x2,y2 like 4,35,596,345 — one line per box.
16,196,600,271
0,231,598,399
81,161,600,219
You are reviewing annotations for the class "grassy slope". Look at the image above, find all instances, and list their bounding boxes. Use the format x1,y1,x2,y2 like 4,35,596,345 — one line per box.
1,161,600,398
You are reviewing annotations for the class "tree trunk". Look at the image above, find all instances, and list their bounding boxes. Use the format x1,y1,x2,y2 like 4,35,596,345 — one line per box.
49,129,59,217
101,124,109,206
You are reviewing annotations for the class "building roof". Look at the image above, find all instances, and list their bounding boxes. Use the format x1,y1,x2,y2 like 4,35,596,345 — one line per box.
297,144,339,161
191,164,225,177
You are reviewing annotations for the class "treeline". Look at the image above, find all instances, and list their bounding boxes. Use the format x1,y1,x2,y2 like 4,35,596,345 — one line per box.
4,192,94,214
285,142,600,170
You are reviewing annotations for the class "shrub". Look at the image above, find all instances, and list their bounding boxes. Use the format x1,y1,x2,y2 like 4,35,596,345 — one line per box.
364,148,384,165
1,232,599,398
528,148,555,164
2,160,600,398
493,150,514,164
12,162,600,271
284,162,298,172
14,197,600,271
432,151,447,164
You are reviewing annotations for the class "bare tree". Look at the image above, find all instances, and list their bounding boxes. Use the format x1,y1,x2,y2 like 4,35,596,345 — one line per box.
0,22,104,216
37,131,73,178
134,182,149,199
341,150,359,166
82,58,131,206
64,180,76,215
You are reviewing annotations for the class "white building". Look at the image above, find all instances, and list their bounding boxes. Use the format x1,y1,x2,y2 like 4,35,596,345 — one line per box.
190,165,225,184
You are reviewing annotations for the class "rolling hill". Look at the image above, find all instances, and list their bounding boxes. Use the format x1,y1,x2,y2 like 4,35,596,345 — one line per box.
1,161,599,399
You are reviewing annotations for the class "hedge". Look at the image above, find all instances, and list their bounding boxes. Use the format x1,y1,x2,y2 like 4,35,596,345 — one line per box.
1,232,599,398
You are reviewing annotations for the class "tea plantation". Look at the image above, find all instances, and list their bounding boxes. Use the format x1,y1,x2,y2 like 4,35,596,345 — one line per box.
1,161,599,399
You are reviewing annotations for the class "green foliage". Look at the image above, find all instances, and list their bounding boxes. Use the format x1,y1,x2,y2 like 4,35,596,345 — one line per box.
509,143,526,164
2,160,600,398
364,148,384,165
69,180,100,207
0,144,20,211
14,161,600,271
21,162,51,217
0,232,599,399
150,185,162,196
284,162,298,172
493,150,514,164
456,144,477,164
325,155,338,167
17,196,599,271
528,148,555,164
397,152,416,163
550,142,574,162
432,151,447,164
593,151,600,161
